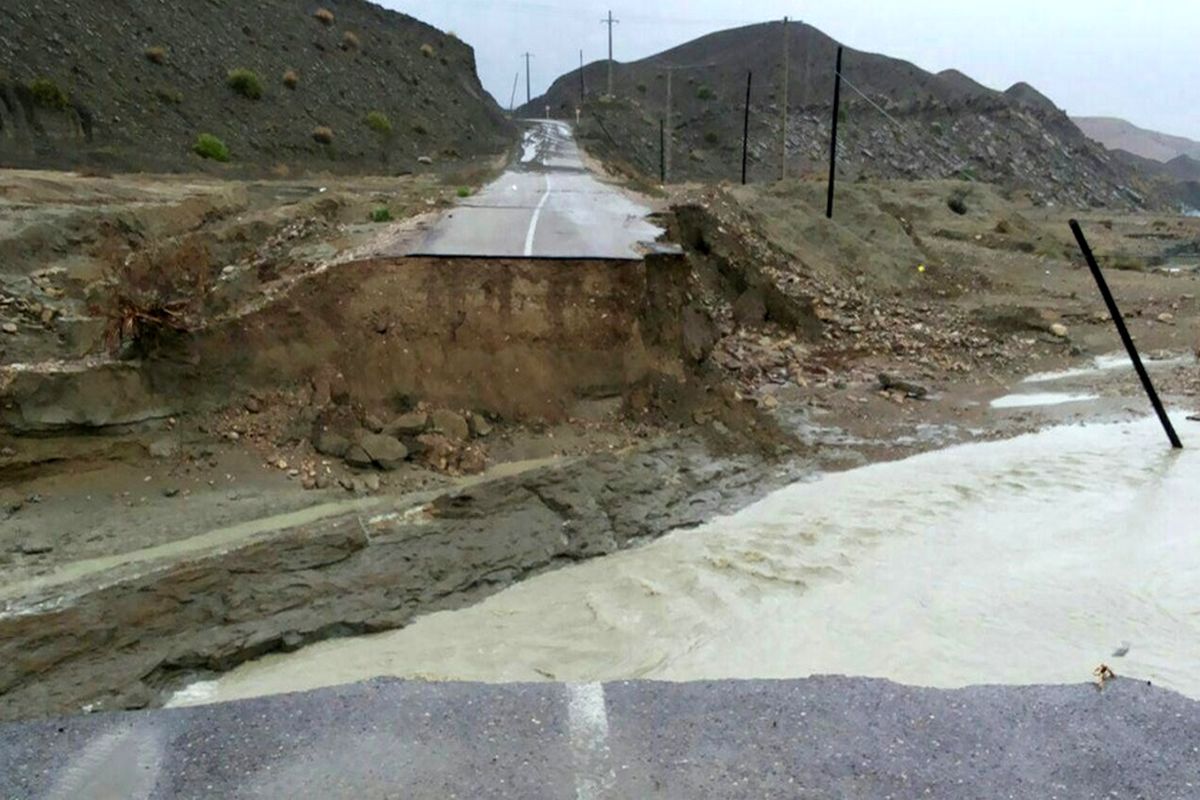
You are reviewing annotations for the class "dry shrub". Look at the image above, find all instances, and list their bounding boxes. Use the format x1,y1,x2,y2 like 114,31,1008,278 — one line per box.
144,46,167,65
312,126,334,144
420,43,435,58
282,69,299,89
314,7,335,25
342,31,360,50
92,238,214,356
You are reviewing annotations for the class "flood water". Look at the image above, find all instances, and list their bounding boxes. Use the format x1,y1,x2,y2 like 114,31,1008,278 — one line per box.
175,414,1200,707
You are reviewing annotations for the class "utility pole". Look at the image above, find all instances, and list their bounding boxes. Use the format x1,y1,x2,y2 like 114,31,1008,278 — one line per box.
780,16,789,181
664,67,673,181
601,11,619,96
580,49,585,104
742,71,753,185
660,119,666,183
826,46,843,219
523,52,533,106
509,72,519,114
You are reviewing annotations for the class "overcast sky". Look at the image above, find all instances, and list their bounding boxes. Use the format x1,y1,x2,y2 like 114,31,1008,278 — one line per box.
384,0,1199,140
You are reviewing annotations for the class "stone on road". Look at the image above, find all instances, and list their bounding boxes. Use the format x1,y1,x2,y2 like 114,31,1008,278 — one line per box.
2,676,1199,798
409,120,663,260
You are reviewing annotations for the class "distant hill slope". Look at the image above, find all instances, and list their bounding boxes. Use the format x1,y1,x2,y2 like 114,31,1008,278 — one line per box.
525,22,1153,208
1074,117,1200,163
0,0,514,173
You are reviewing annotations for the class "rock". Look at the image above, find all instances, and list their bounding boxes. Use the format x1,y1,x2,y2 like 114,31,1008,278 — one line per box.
313,429,351,458
362,474,381,492
359,432,409,470
468,412,493,438
1157,312,1175,325
162,487,180,498
732,288,768,327
363,414,386,434
417,155,434,165
1050,323,1069,338
343,445,374,469
878,373,929,399
430,409,470,441
147,438,179,459
1,322,17,334
19,538,53,555
386,411,428,436
682,304,719,363
243,397,262,414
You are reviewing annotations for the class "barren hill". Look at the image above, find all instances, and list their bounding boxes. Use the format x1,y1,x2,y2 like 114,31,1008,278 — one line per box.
525,22,1151,208
0,0,514,173
1074,116,1200,163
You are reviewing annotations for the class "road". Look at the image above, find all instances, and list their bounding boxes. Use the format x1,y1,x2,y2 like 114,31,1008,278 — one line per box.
408,120,663,260
2,676,1198,798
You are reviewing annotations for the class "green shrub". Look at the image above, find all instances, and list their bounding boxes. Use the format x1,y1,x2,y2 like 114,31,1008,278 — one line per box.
370,207,393,223
696,86,714,101
193,133,230,162
704,131,719,146
636,83,647,94
227,69,263,100
155,87,183,105
365,111,392,135
29,78,69,110
456,187,471,198
412,122,428,135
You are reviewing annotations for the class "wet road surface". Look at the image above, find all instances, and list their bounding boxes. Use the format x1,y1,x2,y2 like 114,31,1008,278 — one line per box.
4,676,1199,799
408,120,663,260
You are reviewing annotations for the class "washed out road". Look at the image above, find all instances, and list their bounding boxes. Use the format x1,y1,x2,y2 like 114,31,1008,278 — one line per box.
408,119,663,260
3,677,1199,799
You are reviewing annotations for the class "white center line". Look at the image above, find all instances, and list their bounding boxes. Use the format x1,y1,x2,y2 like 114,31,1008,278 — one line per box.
565,682,616,800
523,172,552,257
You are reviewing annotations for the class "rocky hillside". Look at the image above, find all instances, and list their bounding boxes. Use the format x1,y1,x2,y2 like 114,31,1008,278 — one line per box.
0,0,514,173
526,22,1153,209
1074,116,1200,163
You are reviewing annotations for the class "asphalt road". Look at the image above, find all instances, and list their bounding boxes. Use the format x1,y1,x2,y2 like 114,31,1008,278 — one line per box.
3,676,1198,798
408,120,663,260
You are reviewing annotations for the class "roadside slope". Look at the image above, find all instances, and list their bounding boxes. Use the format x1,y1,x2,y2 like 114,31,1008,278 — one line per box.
0,0,514,173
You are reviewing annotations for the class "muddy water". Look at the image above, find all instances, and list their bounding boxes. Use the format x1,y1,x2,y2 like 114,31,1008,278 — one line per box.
177,415,1200,706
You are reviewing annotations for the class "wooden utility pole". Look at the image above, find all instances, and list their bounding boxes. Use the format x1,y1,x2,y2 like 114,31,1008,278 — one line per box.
826,46,843,219
665,67,673,181
580,49,585,103
509,72,520,113
780,16,789,181
523,52,533,106
742,71,753,185
601,11,619,96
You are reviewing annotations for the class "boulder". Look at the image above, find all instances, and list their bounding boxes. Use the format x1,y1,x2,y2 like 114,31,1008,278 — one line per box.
732,288,767,327
360,432,409,471
430,409,470,441
343,445,373,469
386,411,428,436
313,429,351,458
467,412,493,438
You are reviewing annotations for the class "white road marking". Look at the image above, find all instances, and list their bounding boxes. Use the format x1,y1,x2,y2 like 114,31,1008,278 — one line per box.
523,172,553,257
46,723,163,800
565,682,616,800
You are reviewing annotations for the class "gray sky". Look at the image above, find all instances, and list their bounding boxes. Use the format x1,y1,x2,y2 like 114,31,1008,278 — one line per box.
384,1,1200,141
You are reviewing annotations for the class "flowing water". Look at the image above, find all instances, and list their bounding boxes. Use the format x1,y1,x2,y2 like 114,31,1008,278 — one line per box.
174,414,1200,707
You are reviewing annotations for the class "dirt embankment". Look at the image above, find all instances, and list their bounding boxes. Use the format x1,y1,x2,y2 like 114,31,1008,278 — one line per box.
0,0,514,173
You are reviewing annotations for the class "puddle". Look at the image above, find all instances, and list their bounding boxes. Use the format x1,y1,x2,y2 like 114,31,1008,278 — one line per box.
990,392,1100,409
1022,352,1195,385
174,415,1200,706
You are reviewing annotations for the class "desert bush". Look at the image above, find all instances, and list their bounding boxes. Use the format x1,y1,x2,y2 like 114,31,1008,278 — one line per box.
342,31,361,50
636,83,647,93
947,190,969,215
29,78,69,109
365,111,392,135
696,86,714,100
312,126,334,144
456,187,471,198
704,131,719,146
193,133,230,162
420,43,435,58
227,68,264,99
314,7,335,25
92,238,214,357
282,69,299,89
144,46,167,65
412,122,428,135
370,207,393,223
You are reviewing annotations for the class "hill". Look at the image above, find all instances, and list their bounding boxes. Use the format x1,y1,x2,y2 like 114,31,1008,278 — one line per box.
1074,116,1200,163
0,0,514,173
525,22,1151,208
